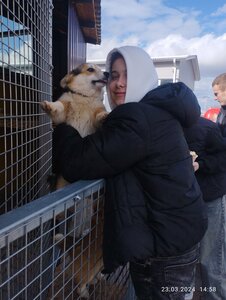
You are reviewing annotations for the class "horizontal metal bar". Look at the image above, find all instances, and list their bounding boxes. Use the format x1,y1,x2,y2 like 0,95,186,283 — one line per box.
0,29,30,38
0,179,104,245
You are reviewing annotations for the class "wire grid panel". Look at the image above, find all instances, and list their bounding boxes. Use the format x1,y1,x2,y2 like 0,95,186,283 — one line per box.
0,179,134,300
0,0,53,214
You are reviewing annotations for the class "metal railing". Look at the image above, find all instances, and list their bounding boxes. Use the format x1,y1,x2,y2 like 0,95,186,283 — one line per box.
0,179,135,300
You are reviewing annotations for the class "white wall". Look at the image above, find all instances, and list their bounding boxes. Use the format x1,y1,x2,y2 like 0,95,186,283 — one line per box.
179,60,195,90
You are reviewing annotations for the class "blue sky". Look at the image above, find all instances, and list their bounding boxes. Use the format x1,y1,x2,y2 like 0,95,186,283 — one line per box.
87,0,226,112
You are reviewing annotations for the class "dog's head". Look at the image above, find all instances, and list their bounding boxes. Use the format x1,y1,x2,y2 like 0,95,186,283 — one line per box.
60,63,109,97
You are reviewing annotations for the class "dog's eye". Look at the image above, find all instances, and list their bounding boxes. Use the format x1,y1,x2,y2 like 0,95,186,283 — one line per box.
87,67,95,73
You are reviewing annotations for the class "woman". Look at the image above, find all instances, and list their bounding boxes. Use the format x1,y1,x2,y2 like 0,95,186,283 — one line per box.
53,46,207,299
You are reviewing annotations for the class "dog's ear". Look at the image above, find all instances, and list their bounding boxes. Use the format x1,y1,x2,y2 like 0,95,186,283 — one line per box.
60,65,82,88
60,73,74,88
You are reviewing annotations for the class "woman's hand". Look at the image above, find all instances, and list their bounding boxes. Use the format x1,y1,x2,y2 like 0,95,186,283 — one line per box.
190,151,199,172
193,161,199,172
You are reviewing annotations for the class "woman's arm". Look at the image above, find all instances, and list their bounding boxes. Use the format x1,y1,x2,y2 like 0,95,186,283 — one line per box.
52,104,149,182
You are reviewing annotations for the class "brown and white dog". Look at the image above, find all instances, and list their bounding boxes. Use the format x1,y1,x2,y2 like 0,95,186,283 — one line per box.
40,63,108,190
41,64,108,299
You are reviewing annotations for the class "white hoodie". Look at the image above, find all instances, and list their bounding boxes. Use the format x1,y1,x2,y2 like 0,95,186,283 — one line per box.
105,46,158,110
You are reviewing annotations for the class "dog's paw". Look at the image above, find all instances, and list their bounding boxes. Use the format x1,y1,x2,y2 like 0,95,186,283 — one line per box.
40,101,54,114
47,173,58,191
77,285,90,299
54,233,64,242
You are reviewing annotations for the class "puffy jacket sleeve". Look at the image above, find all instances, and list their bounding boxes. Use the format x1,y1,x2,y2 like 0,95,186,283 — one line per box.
197,123,226,174
198,151,226,174
52,103,149,182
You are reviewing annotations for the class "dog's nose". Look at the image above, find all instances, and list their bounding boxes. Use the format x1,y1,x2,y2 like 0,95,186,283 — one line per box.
104,72,109,79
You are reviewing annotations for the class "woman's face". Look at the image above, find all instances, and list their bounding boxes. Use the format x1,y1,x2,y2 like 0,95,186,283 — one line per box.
109,57,127,106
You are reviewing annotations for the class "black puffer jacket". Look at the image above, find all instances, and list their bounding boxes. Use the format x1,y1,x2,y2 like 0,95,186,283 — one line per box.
184,117,226,202
53,83,207,273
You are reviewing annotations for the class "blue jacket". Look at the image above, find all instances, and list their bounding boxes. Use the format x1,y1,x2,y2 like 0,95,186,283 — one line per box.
53,83,207,273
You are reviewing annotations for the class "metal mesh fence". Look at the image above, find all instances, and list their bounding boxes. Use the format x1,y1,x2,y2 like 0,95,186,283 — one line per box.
0,0,53,214
0,179,136,300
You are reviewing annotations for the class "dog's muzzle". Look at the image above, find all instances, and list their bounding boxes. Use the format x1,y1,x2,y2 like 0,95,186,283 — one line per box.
92,72,109,85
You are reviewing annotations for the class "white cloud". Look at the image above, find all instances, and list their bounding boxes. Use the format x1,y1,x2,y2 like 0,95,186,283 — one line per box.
146,33,226,78
102,0,157,18
101,0,201,44
211,4,226,16
102,0,174,19
146,33,226,111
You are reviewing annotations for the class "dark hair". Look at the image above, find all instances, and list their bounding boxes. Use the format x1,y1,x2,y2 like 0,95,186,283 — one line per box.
110,52,124,71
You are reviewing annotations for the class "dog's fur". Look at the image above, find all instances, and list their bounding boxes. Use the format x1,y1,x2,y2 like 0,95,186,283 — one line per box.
40,63,108,190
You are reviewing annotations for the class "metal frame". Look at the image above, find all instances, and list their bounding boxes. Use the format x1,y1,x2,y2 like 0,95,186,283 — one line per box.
0,179,135,299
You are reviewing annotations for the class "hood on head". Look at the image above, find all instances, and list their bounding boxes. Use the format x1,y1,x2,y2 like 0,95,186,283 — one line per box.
106,46,158,110
141,82,201,127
